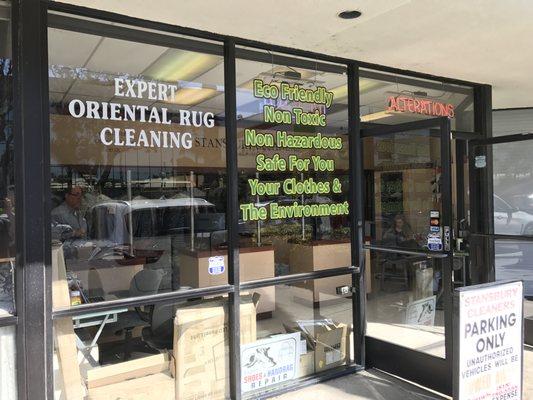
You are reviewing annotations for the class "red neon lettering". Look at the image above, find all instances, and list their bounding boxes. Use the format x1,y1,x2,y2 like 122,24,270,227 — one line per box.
385,96,454,118
447,104,455,118
407,97,415,113
413,99,421,114
387,96,398,112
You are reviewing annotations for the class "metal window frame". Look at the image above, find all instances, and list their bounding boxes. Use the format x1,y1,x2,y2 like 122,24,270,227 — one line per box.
12,1,53,399
468,84,496,285
0,315,18,327
8,1,491,399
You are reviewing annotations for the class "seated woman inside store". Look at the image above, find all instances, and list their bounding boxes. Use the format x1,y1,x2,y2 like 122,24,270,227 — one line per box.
378,214,428,292
382,214,418,249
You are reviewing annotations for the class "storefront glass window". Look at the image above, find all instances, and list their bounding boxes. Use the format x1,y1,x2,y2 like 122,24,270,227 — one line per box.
360,69,475,132
53,297,234,400
240,276,353,396
235,49,351,280
48,27,227,308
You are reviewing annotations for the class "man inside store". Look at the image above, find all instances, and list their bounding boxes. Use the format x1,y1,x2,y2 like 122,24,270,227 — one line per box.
51,185,88,241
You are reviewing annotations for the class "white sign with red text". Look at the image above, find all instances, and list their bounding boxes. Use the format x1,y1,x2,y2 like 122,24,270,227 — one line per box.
456,281,523,400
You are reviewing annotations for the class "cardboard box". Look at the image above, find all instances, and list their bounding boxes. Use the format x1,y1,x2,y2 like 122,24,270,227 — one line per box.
86,353,169,389
313,323,348,372
178,247,275,315
173,299,256,400
287,320,349,374
289,241,351,274
178,247,274,285
289,241,352,302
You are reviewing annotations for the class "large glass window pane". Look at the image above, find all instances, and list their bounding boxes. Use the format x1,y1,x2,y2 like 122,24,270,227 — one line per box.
360,69,474,132
48,26,227,308
235,49,351,282
476,140,533,236
0,4,15,318
53,297,238,400
240,276,353,396
366,250,445,358
363,129,442,252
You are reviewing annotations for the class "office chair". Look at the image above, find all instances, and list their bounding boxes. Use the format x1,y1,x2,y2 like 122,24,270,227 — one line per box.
105,268,164,361
141,286,192,351
141,302,176,351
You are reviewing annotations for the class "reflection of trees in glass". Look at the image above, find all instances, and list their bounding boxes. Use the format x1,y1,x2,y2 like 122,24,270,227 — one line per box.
49,65,156,192
49,65,127,191
493,143,533,178
49,64,119,88
493,143,533,201
50,114,120,191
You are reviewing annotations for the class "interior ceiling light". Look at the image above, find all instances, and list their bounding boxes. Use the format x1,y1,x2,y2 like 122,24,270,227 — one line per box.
170,87,219,106
338,10,362,19
283,70,302,80
145,50,221,82
360,110,397,122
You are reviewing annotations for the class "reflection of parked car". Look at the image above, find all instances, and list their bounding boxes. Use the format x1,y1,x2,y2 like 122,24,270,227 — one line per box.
494,195,533,294
87,198,221,243
494,194,533,235
86,198,224,291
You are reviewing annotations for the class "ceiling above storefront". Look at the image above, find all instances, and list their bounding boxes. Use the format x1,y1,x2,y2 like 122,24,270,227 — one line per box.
59,0,533,109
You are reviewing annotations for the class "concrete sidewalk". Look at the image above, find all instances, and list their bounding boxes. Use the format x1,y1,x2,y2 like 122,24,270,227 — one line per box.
273,369,448,400
275,347,533,400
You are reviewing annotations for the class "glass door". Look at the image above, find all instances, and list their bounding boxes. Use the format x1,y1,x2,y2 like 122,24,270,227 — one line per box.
362,117,454,394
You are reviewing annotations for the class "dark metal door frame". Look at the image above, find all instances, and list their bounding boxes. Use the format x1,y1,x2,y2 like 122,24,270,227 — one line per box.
361,117,455,395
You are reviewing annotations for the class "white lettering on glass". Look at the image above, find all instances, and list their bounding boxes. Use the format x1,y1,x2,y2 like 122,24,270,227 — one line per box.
70,77,217,149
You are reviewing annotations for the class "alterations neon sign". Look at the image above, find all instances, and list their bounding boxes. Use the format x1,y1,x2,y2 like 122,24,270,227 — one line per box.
387,96,455,118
